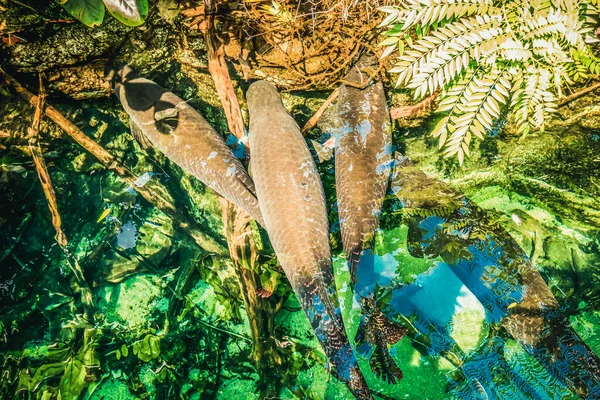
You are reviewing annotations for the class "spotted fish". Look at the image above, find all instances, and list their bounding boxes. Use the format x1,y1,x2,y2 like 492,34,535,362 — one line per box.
392,156,600,399
108,64,264,226
247,80,371,399
319,55,406,383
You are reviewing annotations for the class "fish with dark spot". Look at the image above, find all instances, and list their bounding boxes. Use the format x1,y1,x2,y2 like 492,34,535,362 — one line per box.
392,156,600,399
247,80,371,399
108,64,264,226
319,55,406,384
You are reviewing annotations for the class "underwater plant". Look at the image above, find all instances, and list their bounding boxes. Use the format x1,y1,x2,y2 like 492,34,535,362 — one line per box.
379,0,600,163
55,0,148,27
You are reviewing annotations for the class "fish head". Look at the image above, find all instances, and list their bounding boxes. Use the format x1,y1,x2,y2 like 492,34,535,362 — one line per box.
105,61,133,98
391,157,462,214
343,53,380,87
246,80,284,117
106,63,180,135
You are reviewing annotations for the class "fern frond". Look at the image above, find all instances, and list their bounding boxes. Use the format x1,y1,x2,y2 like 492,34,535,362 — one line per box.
404,15,505,97
572,46,600,75
434,64,486,147
443,66,511,164
380,0,599,163
390,15,502,88
522,10,568,41
382,0,497,31
512,68,556,133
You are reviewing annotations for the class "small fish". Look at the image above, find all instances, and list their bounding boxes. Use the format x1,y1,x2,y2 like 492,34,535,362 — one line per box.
107,64,264,226
511,213,522,226
96,208,111,223
247,80,371,399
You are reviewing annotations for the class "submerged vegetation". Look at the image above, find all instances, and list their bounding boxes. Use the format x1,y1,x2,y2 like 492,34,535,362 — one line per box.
0,0,600,399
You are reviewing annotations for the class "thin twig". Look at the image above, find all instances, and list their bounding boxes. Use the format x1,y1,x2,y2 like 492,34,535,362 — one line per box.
301,87,340,134
27,75,68,247
390,92,439,120
1,68,227,256
559,81,600,106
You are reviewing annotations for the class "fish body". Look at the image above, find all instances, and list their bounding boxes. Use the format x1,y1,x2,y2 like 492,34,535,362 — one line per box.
109,64,264,226
320,56,405,383
247,80,371,399
392,157,600,399
331,55,393,284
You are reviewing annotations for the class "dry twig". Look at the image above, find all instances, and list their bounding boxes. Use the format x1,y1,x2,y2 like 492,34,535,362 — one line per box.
559,81,600,106
301,87,339,134
1,68,227,255
27,75,68,247
390,92,439,120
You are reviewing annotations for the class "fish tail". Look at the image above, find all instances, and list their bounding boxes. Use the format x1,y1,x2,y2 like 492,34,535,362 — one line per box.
504,272,600,398
516,316,600,399
354,296,407,384
297,276,372,399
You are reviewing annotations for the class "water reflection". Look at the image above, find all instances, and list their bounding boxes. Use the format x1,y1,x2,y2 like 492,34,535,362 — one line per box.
354,155,600,398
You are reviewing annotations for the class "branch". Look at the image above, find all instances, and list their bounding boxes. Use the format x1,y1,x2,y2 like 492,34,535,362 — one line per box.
390,92,439,120
559,81,600,107
1,68,228,256
27,75,68,248
301,87,340,134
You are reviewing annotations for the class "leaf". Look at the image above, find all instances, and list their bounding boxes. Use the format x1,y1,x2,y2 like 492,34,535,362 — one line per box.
121,344,129,357
133,334,161,362
59,357,89,400
55,0,105,27
103,0,148,26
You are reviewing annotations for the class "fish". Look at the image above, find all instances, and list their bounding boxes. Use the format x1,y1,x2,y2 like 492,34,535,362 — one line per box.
319,55,406,384
391,156,600,399
107,64,264,227
246,80,372,399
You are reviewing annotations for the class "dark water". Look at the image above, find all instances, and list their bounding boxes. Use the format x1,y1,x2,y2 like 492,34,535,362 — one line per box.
1,88,600,400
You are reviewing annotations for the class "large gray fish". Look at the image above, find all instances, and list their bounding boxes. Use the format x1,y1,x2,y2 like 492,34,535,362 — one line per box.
247,80,371,399
319,56,406,383
108,64,264,226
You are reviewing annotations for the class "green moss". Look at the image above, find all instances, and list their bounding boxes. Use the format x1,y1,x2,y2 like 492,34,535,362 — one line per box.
97,274,164,332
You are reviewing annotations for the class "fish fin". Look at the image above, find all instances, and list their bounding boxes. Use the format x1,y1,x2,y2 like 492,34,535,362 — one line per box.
355,299,407,384
308,139,334,163
369,343,404,384
130,121,153,150
256,288,273,298
247,158,253,179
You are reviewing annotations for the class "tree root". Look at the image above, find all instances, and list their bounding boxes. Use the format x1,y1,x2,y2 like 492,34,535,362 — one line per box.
201,10,284,386
200,13,246,141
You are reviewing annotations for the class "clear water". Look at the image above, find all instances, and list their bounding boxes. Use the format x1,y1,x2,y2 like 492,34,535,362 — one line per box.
1,80,600,400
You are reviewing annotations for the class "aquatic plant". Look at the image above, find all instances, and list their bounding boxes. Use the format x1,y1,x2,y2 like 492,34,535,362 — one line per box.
55,0,148,27
379,0,600,163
